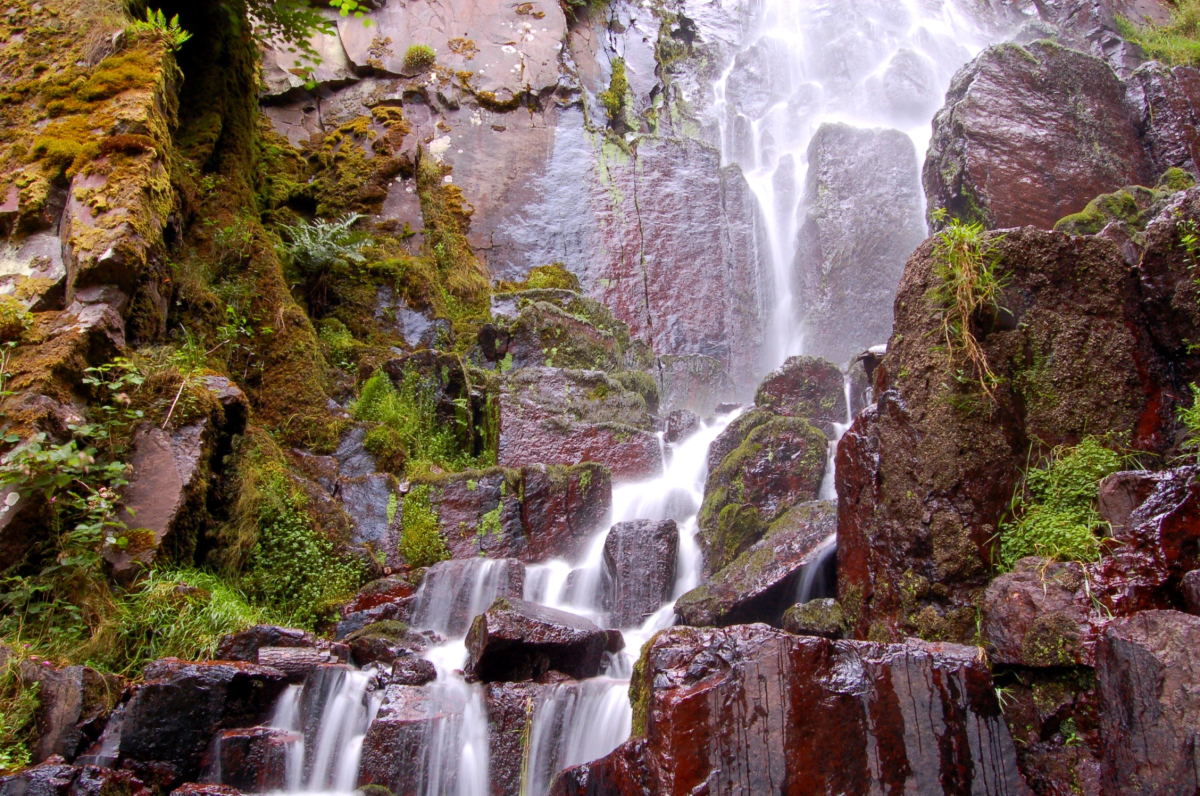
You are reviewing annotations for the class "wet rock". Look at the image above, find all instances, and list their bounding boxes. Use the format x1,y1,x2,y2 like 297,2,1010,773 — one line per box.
1135,186,1200,388
196,376,248,437
601,519,679,629
104,423,214,583
781,598,845,639
1097,470,1164,537
1096,610,1200,794
410,558,525,638
417,464,610,563
925,41,1152,230
561,625,1027,795
19,663,121,763
982,557,1099,667
339,473,402,570
484,681,547,796
703,407,774,478
0,486,51,571
498,368,662,482
215,627,320,663
0,761,150,796
678,501,835,627
335,578,417,639
795,124,926,367
332,426,376,480
485,292,642,374
1183,569,1200,614
356,685,468,796
465,598,609,682
254,648,341,684
118,660,288,788
1128,62,1200,177
697,417,827,573
663,410,698,444
389,655,437,687
170,786,240,796
753,355,847,435
206,727,296,793
655,355,737,415
837,227,1182,641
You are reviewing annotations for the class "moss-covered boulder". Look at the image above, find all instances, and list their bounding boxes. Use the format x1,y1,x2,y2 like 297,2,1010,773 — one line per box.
678,501,835,627
782,598,845,639
754,355,847,436
697,418,827,573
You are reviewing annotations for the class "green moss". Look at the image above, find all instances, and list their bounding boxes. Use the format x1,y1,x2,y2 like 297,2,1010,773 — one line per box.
344,619,410,643
0,297,31,343
611,370,659,414
399,484,450,568
495,263,580,292
598,57,629,127
403,44,437,72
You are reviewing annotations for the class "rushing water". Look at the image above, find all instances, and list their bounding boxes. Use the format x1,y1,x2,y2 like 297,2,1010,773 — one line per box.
714,0,992,365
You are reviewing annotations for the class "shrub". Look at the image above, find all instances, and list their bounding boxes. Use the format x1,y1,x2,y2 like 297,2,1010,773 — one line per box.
353,368,475,475
279,214,370,316
1000,437,1126,569
127,8,192,52
399,485,449,568
404,44,437,72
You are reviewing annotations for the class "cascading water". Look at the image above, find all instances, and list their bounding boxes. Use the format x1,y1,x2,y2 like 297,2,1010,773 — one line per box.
714,0,993,366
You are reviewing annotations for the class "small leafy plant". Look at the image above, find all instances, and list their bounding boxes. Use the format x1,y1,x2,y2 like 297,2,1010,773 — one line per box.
128,8,193,52
280,214,370,315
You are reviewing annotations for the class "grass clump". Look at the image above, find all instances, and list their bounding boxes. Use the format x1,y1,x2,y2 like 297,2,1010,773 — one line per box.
404,44,437,72
0,655,39,775
399,485,450,568
930,215,1005,398
1000,437,1126,569
1118,0,1200,66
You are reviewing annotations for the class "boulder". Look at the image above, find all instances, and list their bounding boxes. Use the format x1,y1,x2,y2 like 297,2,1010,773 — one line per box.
332,425,376,480
215,627,320,663
205,727,296,793
704,408,773,477
837,227,1183,642
464,598,610,682
924,41,1152,230
601,519,679,629
1135,185,1200,388
18,663,122,763
781,598,845,639
795,124,926,367
118,661,288,788
1183,569,1200,614
498,369,662,482
254,648,341,684
663,410,698,444
552,625,1028,795
484,681,547,796
171,786,241,796
339,473,402,569
389,655,438,687
335,578,417,639
1097,470,1164,537
677,501,835,627
0,761,150,796
1127,62,1200,178
103,423,214,582
0,486,50,571
1096,610,1200,795
753,355,847,435
981,558,1100,667
698,417,827,573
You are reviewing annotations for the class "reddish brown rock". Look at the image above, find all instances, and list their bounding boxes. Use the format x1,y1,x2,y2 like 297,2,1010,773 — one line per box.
1128,62,1200,177
1135,185,1200,389
1096,610,1200,795
1182,569,1200,614
465,598,610,683
409,558,525,638
215,627,320,663
982,558,1100,667
205,728,295,793
601,519,678,629
677,501,835,627
0,760,150,796
698,416,827,573
1097,470,1165,537
484,681,548,796
170,786,241,796
498,368,662,482
925,41,1153,230
837,228,1183,642
117,661,288,788
753,355,847,435
552,625,1028,795
356,685,465,796
663,410,698,444
335,578,417,640
18,663,121,763
655,355,737,416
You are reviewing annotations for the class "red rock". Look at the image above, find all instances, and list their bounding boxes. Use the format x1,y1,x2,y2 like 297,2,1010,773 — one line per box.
465,598,610,683
753,355,847,435
981,558,1100,667
215,627,320,663
1128,62,1200,177
17,663,122,763
205,727,296,793
601,519,678,629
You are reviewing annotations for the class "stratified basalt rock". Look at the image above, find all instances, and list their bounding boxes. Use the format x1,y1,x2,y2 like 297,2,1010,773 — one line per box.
602,519,679,629
925,41,1152,230
1096,611,1200,795
0,760,150,796
171,786,240,796
781,598,845,639
465,598,609,682
551,625,1028,795
498,368,662,481
1128,62,1200,178
837,227,1185,642
677,501,835,627
117,661,288,788
413,463,611,563
698,418,827,573
982,558,1099,667
206,728,296,793
795,124,926,367
753,356,847,435
19,663,122,763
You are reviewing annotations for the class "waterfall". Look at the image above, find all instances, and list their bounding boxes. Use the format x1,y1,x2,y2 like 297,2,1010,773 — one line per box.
522,679,634,796
714,0,992,366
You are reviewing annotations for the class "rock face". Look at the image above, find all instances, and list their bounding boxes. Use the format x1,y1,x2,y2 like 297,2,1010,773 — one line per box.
601,519,679,629
19,663,121,763
698,416,827,573
551,625,1028,795
483,681,547,796
498,368,662,481
1128,62,1200,178
925,41,1152,230
838,226,1188,642
982,558,1098,667
117,661,288,787
753,355,847,435
1096,611,1200,795
655,355,737,416
465,598,610,682
676,501,835,627
207,727,296,793
356,686,446,796
795,124,926,366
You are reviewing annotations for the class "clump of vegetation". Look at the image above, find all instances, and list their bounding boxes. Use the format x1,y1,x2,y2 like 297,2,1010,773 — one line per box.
0,299,31,344
495,262,581,293
279,214,370,316
1179,383,1200,449
929,214,1006,398
598,57,629,126
0,654,39,775
399,485,450,567
404,44,437,72
1000,437,1127,569
1118,0,1200,66
127,8,192,52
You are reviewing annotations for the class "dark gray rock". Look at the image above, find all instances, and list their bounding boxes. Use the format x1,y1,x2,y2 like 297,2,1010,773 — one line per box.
602,520,678,629
465,598,609,682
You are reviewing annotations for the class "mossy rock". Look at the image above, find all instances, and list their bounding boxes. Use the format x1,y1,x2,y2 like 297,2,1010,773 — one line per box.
782,598,845,639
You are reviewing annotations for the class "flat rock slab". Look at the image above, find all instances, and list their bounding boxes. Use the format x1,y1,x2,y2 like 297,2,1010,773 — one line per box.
465,597,610,682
